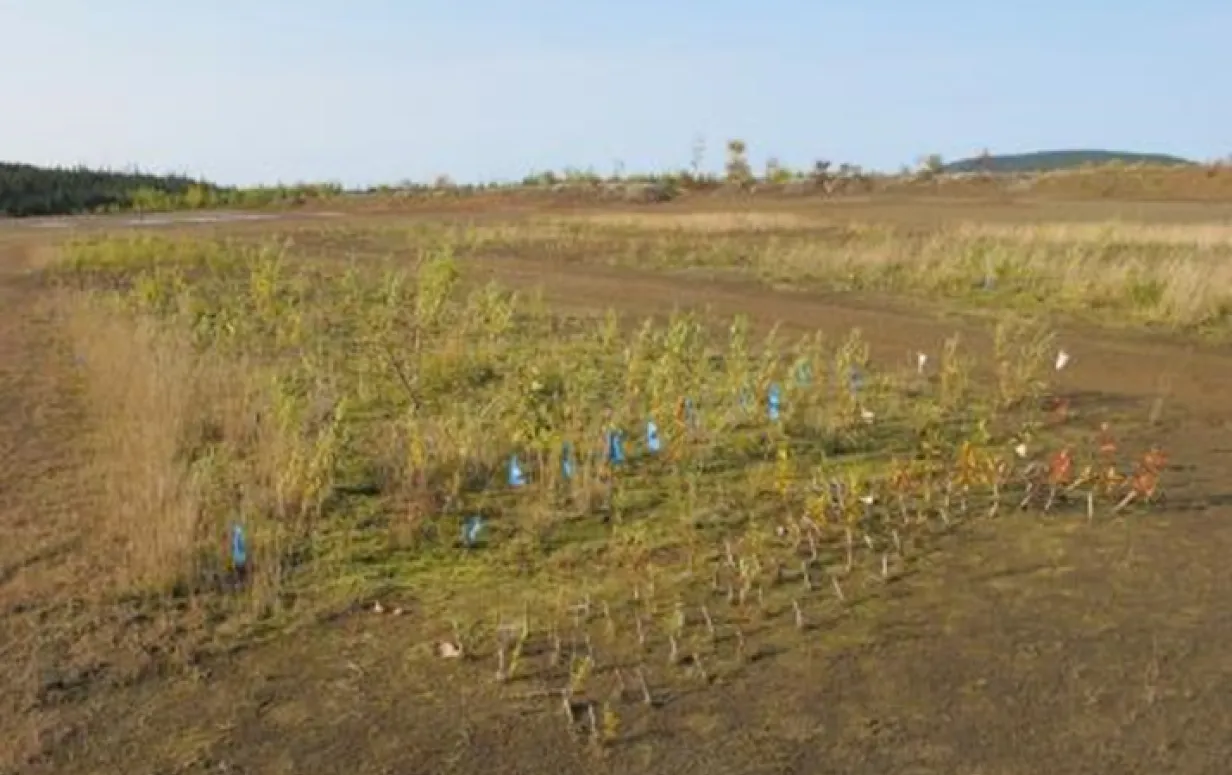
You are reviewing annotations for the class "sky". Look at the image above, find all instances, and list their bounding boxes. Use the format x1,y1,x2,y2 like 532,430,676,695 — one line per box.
2,1,1228,187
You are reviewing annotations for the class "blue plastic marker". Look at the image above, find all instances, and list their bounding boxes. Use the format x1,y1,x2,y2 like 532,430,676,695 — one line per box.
768,383,782,422
561,442,576,480
646,420,661,453
849,367,864,395
508,454,525,487
230,523,248,571
463,515,485,547
606,429,626,465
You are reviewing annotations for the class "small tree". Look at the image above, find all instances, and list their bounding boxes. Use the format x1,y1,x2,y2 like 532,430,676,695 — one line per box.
811,159,832,185
129,186,163,217
690,135,707,178
917,153,945,181
765,157,792,184
182,183,211,209
977,148,993,175
725,139,753,185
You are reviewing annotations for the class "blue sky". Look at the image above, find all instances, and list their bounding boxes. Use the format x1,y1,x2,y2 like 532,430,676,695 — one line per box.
2,1,1227,187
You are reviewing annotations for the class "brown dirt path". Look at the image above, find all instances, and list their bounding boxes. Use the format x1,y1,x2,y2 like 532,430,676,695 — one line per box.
4,243,1232,774
0,243,96,772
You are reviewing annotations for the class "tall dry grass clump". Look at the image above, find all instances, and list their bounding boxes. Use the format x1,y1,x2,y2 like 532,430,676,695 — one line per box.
65,300,210,591
62,299,283,597
61,292,342,607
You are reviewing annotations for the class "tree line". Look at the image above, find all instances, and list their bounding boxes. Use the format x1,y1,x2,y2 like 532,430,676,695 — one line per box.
0,161,343,217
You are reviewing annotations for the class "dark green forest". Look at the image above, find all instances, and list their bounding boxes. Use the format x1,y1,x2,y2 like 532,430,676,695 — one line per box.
0,162,215,216
0,161,345,217
943,149,1195,174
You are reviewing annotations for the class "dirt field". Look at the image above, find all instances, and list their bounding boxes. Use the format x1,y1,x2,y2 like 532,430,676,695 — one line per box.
4,195,1232,774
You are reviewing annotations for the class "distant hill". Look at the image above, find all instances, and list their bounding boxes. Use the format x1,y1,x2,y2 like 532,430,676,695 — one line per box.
0,161,217,217
942,150,1197,174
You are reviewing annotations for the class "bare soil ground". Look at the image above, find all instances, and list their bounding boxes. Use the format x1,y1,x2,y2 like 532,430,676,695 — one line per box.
4,198,1232,774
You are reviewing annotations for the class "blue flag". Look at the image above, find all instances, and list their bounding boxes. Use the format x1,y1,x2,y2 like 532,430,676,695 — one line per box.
463,515,485,547
646,420,661,453
606,429,626,465
561,442,576,480
508,454,525,487
768,383,782,421
230,523,248,571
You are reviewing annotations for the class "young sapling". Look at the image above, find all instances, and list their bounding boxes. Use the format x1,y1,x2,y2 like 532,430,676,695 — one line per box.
637,667,654,706
700,604,716,640
600,701,620,746
587,704,600,744
549,625,563,667
602,601,616,639
495,640,509,682
569,654,593,696
692,652,710,684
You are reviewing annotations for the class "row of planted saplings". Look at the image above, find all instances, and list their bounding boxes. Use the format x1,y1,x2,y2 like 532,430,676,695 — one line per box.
425,426,1168,748
466,360,879,546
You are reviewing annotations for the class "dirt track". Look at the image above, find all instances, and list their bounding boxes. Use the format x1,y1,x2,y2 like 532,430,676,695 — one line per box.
4,227,1232,774
0,209,346,232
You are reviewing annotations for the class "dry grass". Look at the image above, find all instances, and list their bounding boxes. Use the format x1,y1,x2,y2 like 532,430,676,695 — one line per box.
1019,163,1232,201
61,293,343,614
65,302,208,591
868,163,1232,202
566,211,825,233
532,213,1232,330
466,214,1232,334
952,221,1232,248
